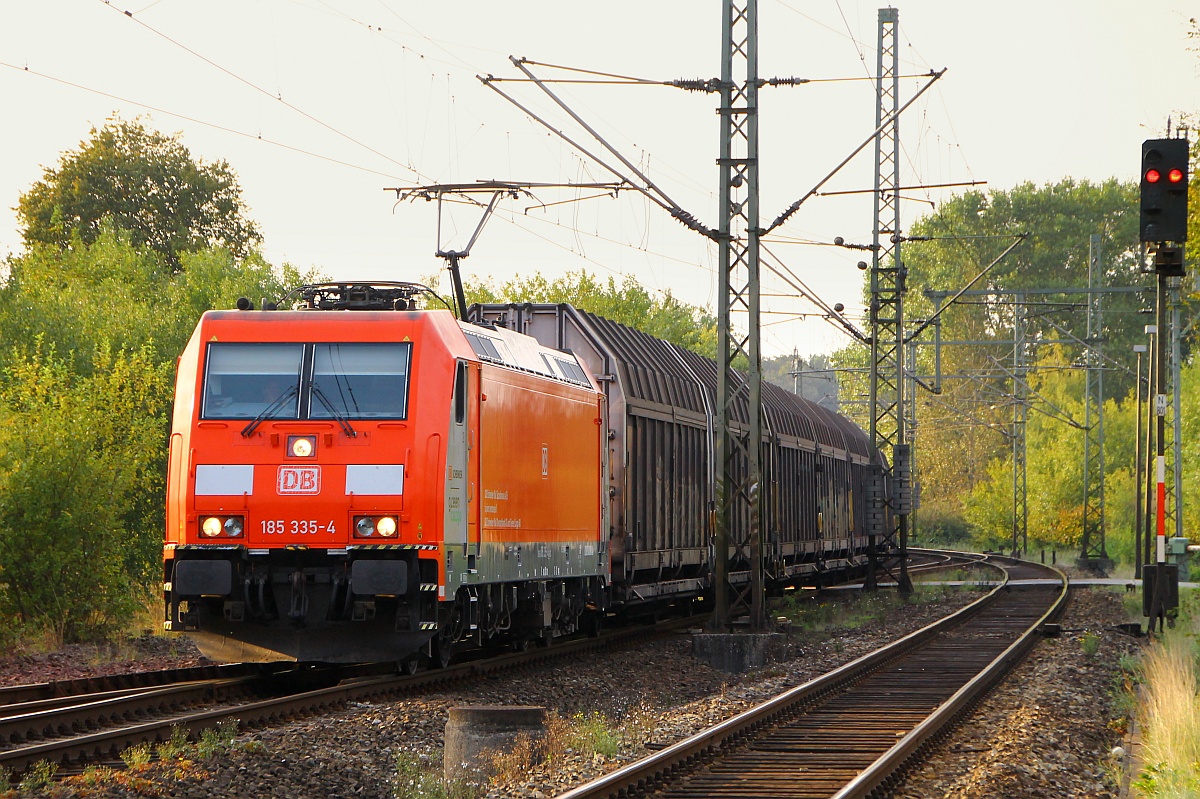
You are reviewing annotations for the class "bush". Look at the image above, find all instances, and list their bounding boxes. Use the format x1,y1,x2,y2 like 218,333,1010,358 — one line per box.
0,342,171,643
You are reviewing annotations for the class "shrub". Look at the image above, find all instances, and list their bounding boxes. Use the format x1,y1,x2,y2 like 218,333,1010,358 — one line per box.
0,342,171,643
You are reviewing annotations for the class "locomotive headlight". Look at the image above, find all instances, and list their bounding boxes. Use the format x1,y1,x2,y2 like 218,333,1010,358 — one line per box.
223,516,244,537
355,517,375,537
201,517,223,537
376,516,398,537
288,435,316,458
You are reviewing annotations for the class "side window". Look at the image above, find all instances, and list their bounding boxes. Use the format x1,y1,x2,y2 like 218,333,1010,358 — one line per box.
454,361,467,425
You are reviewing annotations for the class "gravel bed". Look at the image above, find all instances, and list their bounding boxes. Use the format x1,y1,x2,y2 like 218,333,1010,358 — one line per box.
16,586,977,798
5,583,1140,799
891,587,1141,799
0,636,205,688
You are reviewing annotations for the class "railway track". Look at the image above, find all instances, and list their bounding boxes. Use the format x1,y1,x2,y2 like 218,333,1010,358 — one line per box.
0,613,701,777
0,548,1006,782
555,555,1065,799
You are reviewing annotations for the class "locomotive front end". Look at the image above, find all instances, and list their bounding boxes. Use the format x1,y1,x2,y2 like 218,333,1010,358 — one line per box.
163,288,465,662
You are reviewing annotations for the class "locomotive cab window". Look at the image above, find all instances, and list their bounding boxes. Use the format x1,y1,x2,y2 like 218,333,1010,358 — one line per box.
311,343,411,419
202,343,304,419
201,342,411,421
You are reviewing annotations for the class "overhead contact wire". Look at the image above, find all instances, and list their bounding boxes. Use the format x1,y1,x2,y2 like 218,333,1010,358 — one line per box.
99,0,427,183
0,61,406,181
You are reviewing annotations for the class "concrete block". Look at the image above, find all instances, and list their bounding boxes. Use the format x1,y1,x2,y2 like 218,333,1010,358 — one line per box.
444,705,546,782
692,631,784,673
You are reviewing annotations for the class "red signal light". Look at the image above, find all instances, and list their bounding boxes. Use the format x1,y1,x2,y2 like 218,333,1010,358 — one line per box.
1145,169,1162,184
1168,168,1184,184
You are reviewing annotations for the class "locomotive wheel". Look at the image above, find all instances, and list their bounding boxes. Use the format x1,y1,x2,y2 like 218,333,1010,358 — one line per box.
431,597,464,669
397,656,420,676
431,634,455,669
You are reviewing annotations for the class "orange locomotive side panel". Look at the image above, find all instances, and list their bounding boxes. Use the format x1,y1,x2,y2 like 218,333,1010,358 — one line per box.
477,364,603,546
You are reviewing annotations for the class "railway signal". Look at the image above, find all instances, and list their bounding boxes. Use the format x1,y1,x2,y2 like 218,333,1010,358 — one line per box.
1140,138,1189,247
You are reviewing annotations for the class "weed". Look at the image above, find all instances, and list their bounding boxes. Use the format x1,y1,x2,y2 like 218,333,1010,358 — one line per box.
617,701,660,749
156,724,191,760
17,760,57,793
1134,613,1200,797
241,738,267,755
120,742,152,770
1118,652,1143,680
77,764,117,787
1080,632,1101,657
197,720,239,758
394,751,480,799
0,765,11,790
541,711,621,763
487,732,537,784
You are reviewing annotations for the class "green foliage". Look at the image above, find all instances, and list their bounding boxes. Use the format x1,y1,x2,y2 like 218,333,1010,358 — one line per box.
461,270,717,357
1080,632,1101,657
16,117,261,269
0,342,172,643
832,178,1183,553
16,760,57,793
121,743,153,770
0,229,303,645
155,724,192,761
556,711,620,759
196,720,240,759
0,230,300,378
394,752,480,799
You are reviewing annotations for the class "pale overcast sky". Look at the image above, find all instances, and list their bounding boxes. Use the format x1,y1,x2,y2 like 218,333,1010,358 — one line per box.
1,1,1196,356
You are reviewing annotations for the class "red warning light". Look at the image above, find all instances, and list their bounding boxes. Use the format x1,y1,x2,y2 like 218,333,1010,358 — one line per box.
1146,169,1162,184
1168,168,1184,183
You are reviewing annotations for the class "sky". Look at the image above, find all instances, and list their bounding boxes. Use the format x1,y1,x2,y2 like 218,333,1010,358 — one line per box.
1,1,1197,358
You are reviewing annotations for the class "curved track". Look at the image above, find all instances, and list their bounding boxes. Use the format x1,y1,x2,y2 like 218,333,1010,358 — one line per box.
555,554,1066,799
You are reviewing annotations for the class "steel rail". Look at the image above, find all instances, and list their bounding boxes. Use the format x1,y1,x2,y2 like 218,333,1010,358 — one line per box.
0,663,263,709
832,556,1068,798
553,556,1062,799
0,677,265,747
0,613,702,777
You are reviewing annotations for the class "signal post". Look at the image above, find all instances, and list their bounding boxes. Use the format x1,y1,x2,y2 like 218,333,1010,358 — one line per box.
1139,136,1189,633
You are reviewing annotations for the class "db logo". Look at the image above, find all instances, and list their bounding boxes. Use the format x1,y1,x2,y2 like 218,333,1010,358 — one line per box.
277,466,321,495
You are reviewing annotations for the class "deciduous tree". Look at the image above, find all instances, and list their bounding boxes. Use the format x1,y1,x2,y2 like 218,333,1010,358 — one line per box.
16,118,262,270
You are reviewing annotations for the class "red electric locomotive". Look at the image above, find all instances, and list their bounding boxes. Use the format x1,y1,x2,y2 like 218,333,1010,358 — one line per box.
163,283,609,665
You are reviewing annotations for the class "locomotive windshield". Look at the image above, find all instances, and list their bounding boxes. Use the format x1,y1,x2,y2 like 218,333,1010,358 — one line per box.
202,344,304,419
201,342,411,421
311,343,411,419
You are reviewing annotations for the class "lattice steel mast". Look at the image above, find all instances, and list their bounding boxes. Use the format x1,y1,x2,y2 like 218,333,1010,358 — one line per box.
1012,294,1029,556
711,0,766,630
1079,234,1110,568
866,8,911,592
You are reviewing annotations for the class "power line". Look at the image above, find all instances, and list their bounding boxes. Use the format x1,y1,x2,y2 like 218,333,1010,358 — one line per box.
0,61,408,181
98,0,427,182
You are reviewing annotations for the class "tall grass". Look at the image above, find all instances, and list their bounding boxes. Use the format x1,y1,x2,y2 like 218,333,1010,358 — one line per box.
1134,588,1200,797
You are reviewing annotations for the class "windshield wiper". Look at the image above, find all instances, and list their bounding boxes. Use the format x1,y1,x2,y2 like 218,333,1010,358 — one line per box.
311,384,358,438
241,385,299,438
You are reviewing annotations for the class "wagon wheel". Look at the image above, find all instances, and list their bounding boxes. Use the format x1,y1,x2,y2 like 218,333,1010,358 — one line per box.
582,608,603,638
396,656,421,676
